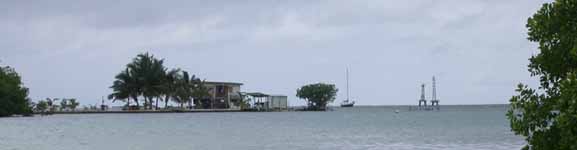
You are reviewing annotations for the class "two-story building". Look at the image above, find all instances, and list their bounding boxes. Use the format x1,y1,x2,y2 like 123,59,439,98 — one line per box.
198,81,243,109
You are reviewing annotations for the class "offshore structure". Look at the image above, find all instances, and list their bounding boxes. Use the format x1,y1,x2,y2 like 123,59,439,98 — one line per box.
430,76,440,109
416,76,440,111
418,84,427,109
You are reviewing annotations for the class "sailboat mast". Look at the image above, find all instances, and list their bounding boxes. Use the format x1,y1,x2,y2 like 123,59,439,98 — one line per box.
346,68,349,100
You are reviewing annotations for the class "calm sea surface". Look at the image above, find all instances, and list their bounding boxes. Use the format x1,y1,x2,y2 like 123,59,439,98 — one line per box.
0,105,523,150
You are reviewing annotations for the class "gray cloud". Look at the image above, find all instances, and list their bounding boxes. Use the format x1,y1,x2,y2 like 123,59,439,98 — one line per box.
0,0,549,106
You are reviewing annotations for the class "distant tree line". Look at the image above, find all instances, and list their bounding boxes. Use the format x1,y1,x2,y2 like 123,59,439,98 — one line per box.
108,52,210,110
0,64,33,117
33,98,80,114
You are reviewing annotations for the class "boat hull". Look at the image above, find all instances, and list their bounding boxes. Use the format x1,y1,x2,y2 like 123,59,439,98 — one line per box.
340,103,354,107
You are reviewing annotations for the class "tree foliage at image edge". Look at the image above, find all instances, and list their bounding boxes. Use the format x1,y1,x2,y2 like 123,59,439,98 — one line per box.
0,65,32,117
507,0,577,149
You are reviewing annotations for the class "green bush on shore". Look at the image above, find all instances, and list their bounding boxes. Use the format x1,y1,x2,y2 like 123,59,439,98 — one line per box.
296,83,338,111
0,64,33,117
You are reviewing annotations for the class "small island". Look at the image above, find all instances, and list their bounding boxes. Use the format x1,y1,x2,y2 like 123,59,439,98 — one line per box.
0,53,341,117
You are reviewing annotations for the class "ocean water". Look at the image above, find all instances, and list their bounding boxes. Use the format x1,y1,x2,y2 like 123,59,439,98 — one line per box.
0,105,524,150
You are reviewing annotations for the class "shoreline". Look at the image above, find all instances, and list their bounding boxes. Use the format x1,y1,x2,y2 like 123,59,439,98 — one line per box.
5,104,511,116
39,109,244,115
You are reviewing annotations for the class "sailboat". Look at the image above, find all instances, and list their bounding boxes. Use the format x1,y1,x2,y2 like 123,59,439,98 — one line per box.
341,68,355,107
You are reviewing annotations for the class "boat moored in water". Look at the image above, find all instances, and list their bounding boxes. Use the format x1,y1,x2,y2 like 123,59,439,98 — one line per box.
340,68,355,107
340,100,355,107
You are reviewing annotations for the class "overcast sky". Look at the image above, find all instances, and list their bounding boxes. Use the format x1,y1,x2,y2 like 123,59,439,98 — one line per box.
1,0,550,106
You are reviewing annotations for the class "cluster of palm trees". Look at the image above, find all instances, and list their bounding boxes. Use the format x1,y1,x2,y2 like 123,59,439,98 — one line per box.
108,53,210,110
33,98,80,114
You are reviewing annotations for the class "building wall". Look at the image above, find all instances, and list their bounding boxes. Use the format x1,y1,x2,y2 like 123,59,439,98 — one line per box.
201,83,242,109
266,96,288,110
231,86,241,94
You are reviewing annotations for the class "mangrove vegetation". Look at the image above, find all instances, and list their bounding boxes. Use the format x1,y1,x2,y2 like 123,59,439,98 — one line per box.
507,0,577,149
296,83,338,111
0,64,33,117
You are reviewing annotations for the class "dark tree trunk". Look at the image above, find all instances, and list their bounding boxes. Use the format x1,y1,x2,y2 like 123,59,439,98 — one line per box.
193,98,199,109
143,97,149,110
142,97,146,110
143,99,147,110
164,95,169,108
150,98,154,109
155,97,159,110
145,97,151,110
133,96,140,109
125,97,131,110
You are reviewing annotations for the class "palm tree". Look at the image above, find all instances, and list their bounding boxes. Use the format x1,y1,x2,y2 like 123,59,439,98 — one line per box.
162,68,180,109
109,68,140,109
59,98,68,111
68,98,79,111
192,78,210,109
172,71,196,109
109,52,210,111
151,58,166,110
35,100,48,114
127,53,166,110
46,98,59,113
